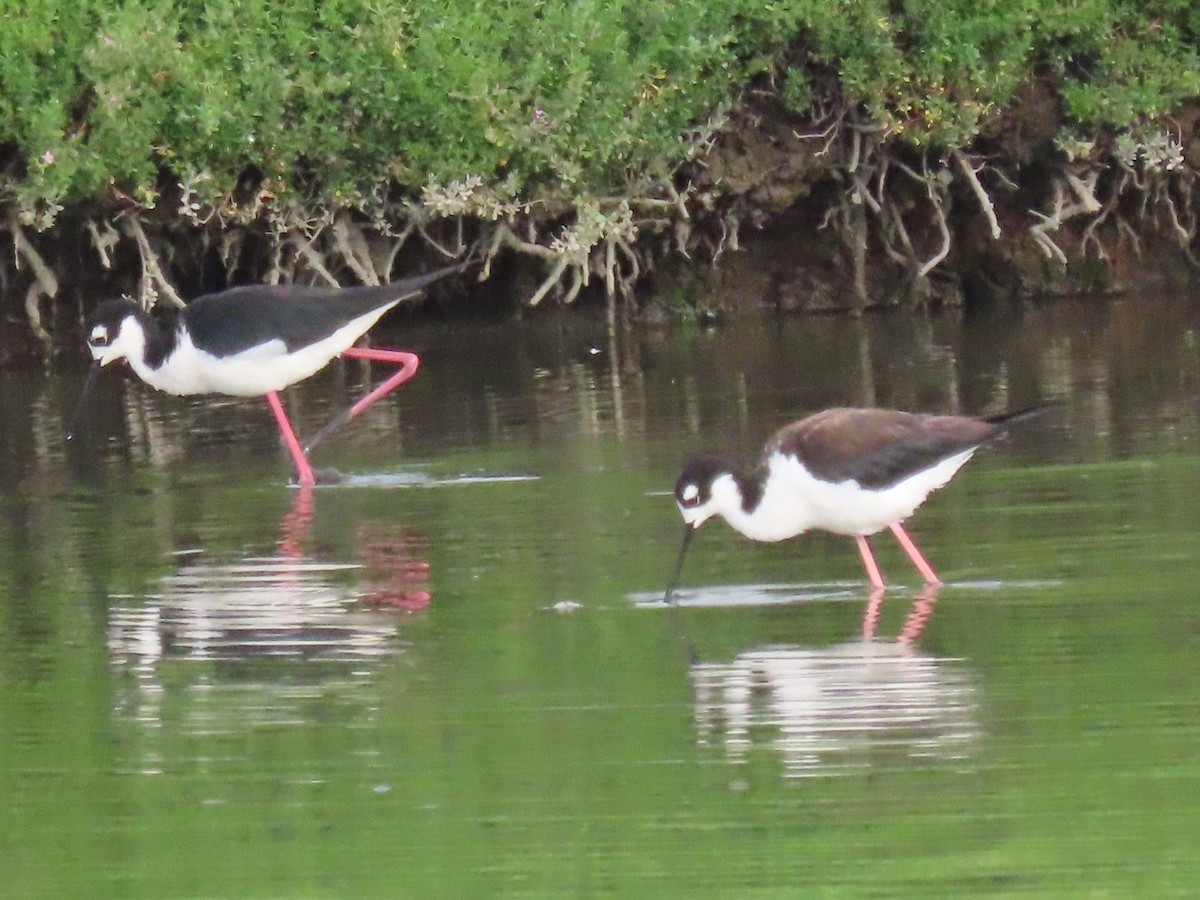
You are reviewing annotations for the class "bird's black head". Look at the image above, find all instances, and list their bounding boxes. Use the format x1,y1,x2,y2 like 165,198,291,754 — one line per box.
664,455,739,606
68,300,162,441
674,454,751,523
673,455,727,511
84,299,147,365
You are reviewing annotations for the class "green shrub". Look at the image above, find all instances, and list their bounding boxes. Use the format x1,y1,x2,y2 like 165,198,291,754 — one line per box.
1,1,1197,224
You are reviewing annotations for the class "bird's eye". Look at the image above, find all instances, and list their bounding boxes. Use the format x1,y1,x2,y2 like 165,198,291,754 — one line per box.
679,483,701,507
89,326,111,347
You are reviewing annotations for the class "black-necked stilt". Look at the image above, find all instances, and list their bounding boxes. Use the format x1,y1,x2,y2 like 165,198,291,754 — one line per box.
663,406,1047,598
69,263,465,485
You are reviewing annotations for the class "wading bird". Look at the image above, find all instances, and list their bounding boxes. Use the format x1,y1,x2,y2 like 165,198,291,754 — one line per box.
663,406,1046,600
69,264,464,485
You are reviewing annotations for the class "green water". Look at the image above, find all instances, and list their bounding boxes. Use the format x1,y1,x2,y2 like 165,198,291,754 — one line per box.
3,295,1200,896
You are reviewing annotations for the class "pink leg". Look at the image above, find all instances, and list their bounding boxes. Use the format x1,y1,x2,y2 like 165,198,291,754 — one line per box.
340,346,421,418
854,535,886,591
888,522,942,585
302,347,420,454
266,390,315,487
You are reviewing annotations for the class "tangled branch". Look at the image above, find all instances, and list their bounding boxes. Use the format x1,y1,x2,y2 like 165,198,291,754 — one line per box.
7,210,58,343
122,215,185,308
1030,170,1102,264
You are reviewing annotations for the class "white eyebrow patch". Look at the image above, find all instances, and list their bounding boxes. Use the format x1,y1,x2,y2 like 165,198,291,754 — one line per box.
89,325,109,343
680,483,699,502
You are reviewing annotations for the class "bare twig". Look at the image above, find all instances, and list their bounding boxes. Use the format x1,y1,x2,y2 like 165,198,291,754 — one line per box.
916,190,951,278
604,236,616,298
287,234,341,286
332,214,380,285
123,216,185,308
1029,170,1101,264
378,222,418,282
561,264,584,304
495,223,558,260
86,219,121,269
8,210,59,343
954,150,1002,240
890,160,953,278
793,112,843,157
415,223,461,259
527,256,569,306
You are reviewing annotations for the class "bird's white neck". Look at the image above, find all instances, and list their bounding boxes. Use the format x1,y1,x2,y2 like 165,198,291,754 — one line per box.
712,465,817,542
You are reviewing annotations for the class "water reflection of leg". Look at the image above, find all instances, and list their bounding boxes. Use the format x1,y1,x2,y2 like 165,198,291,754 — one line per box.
861,584,940,646
898,584,940,647
278,484,315,561
354,524,433,612
861,587,886,641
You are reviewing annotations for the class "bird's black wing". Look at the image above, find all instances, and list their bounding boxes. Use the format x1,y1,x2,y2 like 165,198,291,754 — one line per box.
765,408,999,490
180,266,462,356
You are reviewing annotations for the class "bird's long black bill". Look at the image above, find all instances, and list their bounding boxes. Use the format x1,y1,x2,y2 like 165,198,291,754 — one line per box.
66,363,101,441
663,524,696,606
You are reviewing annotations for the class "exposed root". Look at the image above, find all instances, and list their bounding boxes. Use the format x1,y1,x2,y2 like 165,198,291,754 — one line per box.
561,263,584,304
1029,170,1101,264
376,223,418,281
527,256,570,307
218,230,244,281
895,164,951,278
123,215,185,308
954,150,1002,240
416,222,465,259
8,210,59,343
287,233,341,286
1072,135,1196,266
332,214,380,285
6,95,1199,339
1080,167,1129,259
86,219,121,269
493,223,558,260
604,236,616,299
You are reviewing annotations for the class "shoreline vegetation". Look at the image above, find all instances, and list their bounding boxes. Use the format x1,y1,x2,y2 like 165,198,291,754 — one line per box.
2,1,1199,358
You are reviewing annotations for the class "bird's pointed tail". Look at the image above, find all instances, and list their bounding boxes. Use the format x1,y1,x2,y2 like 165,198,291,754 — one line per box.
983,402,1059,428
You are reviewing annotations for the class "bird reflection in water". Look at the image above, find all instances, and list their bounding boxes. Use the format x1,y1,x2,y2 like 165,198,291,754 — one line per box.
281,487,432,612
107,486,432,738
690,586,981,780
354,524,432,612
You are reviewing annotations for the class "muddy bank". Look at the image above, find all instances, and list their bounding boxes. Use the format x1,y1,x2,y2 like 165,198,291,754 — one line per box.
651,85,1200,317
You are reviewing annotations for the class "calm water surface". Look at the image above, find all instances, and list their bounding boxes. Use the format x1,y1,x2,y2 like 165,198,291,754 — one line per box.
3,292,1200,896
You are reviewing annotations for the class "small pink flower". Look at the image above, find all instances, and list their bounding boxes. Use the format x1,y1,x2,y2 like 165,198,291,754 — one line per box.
40,150,55,165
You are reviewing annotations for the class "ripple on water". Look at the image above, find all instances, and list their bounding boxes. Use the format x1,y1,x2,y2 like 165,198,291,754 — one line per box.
316,470,540,489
